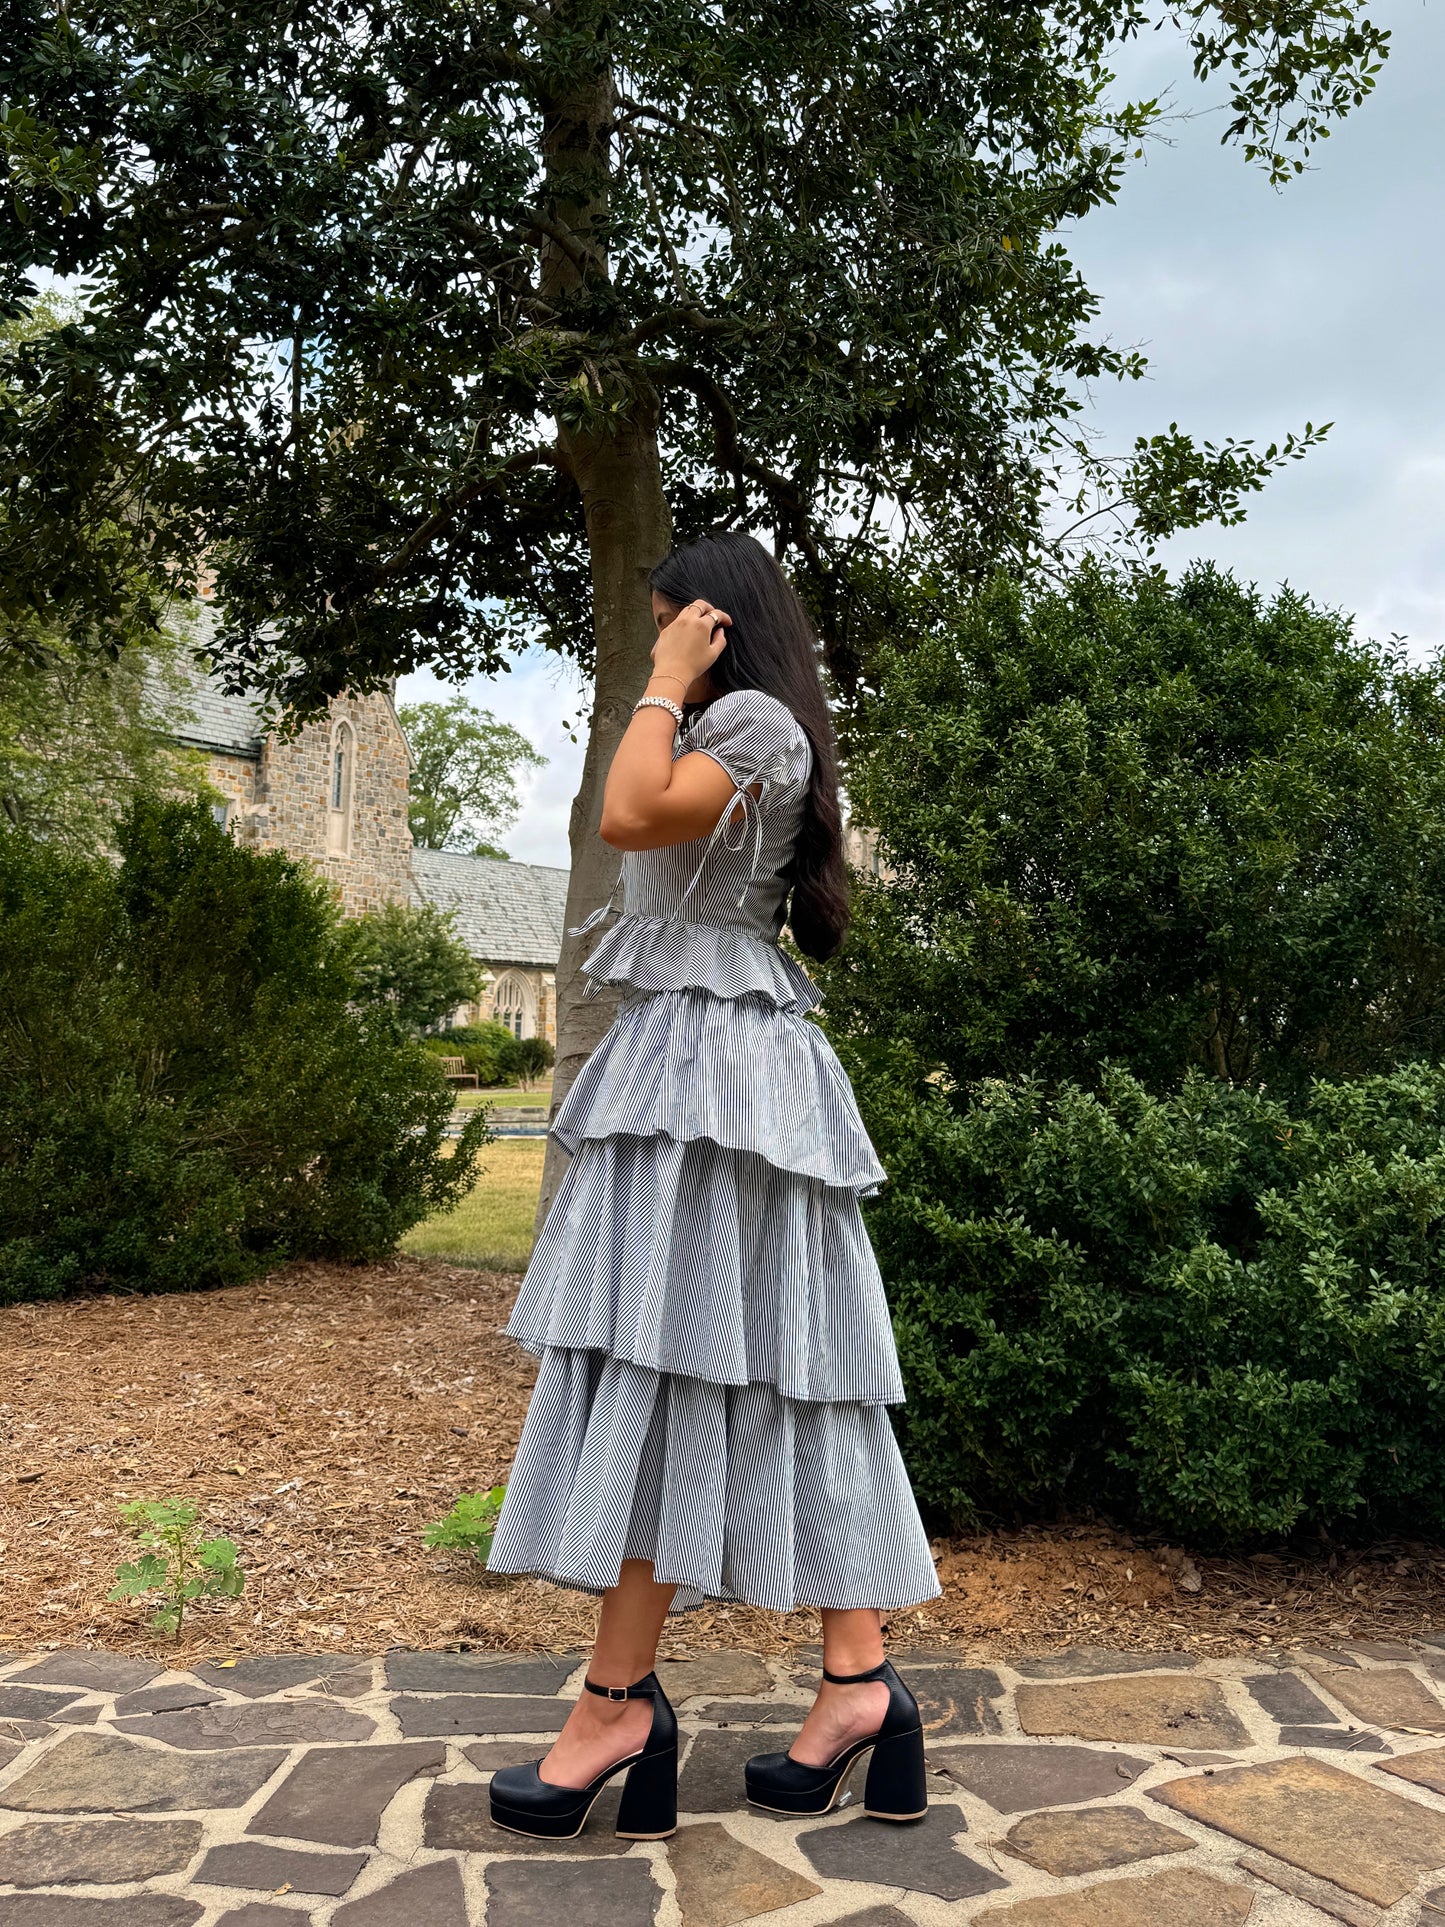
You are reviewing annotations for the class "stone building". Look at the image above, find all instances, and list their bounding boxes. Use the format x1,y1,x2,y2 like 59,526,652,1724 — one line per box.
168,651,566,1042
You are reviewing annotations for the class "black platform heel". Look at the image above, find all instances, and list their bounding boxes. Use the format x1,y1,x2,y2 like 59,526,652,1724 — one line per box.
488,1671,678,1841
744,1659,927,1822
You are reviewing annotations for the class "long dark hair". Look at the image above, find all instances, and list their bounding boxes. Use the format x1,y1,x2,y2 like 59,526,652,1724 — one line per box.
649,533,849,961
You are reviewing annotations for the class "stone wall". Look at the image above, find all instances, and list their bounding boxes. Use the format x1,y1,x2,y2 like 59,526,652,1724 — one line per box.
215,693,414,916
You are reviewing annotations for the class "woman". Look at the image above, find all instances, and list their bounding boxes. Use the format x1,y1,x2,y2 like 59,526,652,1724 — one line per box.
486,532,939,1842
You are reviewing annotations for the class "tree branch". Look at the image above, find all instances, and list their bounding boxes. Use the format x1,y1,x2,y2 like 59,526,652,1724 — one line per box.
370,445,564,589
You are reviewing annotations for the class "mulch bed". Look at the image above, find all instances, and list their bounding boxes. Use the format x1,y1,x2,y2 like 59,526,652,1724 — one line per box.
2,1255,1443,1663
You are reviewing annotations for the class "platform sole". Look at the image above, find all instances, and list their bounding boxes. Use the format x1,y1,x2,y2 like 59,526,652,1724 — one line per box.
489,1749,649,1842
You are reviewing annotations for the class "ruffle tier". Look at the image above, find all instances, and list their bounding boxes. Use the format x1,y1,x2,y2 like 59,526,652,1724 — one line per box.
486,1350,940,1615
506,1132,904,1405
551,986,885,1195
580,913,822,1013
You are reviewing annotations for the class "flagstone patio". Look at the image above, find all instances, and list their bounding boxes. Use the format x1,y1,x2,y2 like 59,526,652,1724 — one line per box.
4,1638,1445,1923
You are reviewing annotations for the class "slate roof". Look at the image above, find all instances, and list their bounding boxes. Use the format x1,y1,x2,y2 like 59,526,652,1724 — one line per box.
412,849,570,967
155,622,270,757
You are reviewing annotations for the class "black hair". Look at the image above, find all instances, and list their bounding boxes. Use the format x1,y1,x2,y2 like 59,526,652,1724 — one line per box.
649,532,849,961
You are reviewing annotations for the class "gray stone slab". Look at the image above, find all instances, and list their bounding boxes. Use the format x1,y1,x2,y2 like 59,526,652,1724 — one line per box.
113,1701,375,1749
423,1779,631,1855
0,1722,50,1746
6,1652,161,1693
312,1665,373,1700
463,1740,552,1771
0,1731,288,1812
1341,1639,1418,1661
384,1650,579,1695
247,1742,447,1847
392,1693,566,1737
695,1701,800,1727
215,1911,314,1927
1279,1725,1391,1751
797,1802,1008,1900
906,1667,1005,1738
1245,1672,1336,1725
974,1867,1255,1926
668,1820,821,1927
485,1858,661,1927
115,1681,222,1717
0,1687,83,1720
931,1742,1152,1813
0,1743,19,1772
1309,1665,1445,1734
197,1842,368,1895
0,1817,202,1886
827,1913,917,1927
51,1703,100,1725
1010,1649,1197,1680
0,1902,202,1926
657,1654,772,1701
191,1657,328,1697
331,1860,468,1927
681,1730,776,1812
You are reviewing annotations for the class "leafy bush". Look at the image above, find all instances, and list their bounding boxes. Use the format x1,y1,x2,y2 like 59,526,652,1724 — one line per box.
424,1487,506,1565
421,1021,517,1086
0,800,488,1301
509,1035,555,1088
860,1061,1445,1544
832,565,1445,1096
342,899,481,1032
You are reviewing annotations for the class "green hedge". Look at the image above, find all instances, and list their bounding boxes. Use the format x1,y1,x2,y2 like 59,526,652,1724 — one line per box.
857,1060,1445,1543
0,799,487,1301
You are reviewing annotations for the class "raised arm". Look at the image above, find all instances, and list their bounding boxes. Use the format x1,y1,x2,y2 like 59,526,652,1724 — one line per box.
600,597,754,851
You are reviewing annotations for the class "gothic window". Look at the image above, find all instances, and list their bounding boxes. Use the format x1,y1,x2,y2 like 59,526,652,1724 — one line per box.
326,721,354,855
210,799,230,830
493,971,534,1040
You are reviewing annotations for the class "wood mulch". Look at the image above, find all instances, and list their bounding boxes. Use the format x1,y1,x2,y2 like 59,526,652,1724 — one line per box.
1,1255,1443,1664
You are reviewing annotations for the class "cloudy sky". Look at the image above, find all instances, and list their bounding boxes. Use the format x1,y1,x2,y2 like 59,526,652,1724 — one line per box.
398,0,1442,866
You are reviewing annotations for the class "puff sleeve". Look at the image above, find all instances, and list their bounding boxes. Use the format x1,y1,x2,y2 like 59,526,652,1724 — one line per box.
682,689,812,804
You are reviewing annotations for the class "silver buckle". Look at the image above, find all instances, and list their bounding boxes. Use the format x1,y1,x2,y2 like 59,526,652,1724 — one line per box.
606,1685,628,1702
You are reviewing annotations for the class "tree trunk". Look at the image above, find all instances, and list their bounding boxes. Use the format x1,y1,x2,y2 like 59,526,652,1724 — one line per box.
529,44,674,1228
536,410,672,1230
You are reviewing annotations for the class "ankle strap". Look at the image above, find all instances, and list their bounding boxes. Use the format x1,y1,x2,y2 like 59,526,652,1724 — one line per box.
822,1660,889,1685
583,1672,657,1703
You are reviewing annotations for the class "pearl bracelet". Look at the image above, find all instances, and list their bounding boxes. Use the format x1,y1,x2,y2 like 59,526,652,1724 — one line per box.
634,694,684,727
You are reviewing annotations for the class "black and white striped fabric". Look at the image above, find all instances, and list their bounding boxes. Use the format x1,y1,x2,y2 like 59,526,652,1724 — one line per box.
487,688,941,1614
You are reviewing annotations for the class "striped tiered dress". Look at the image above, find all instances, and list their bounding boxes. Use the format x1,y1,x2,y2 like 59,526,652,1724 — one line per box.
487,688,940,1614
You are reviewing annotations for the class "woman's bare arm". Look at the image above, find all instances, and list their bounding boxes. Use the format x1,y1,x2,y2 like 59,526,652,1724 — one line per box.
601,598,755,851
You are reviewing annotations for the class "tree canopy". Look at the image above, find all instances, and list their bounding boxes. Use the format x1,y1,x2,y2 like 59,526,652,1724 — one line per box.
399,694,545,857
828,566,1445,1098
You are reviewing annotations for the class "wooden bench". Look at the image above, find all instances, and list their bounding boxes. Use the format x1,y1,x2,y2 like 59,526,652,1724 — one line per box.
439,1054,479,1090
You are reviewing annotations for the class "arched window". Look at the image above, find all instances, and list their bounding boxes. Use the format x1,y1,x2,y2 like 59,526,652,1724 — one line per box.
326,721,354,855
493,971,534,1040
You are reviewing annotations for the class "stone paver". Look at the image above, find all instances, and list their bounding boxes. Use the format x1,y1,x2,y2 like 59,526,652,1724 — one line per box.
0,1688,82,1722
975,1867,1255,1925
485,1857,662,1926
669,1820,821,1926
1307,1664,1445,1733
331,1858,468,1926
191,1657,327,1697
114,1700,375,1749
1011,1649,1197,1679
0,1818,201,1886
0,1732,288,1812
1016,1674,1249,1748
392,1693,567,1737
932,1742,1150,1812
6,1652,161,1692
657,1654,771,1700
797,1803,1009,1900
0,1902,203,1926
246,1741,446,1846
999,1804,1193,1875
384,1651,578,1694
1151,1753,1445,1906
1243,1671,1336,1725
195,1842,368,1894
9,1637,1445,1924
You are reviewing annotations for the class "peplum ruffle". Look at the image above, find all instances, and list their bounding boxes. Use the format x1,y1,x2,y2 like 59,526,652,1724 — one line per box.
580,913,822,1014
551,987,885,1195
505,1132,904,1406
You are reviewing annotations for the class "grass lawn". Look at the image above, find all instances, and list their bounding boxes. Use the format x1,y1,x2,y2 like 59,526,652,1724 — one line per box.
401,1136,546,1272
454,1085,552,1110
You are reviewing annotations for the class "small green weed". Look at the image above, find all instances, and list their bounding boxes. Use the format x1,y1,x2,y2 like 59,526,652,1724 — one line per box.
424,1487,506,1565
108,1499,245,1639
